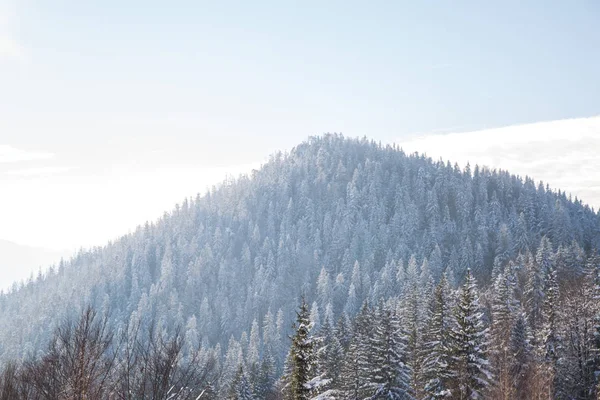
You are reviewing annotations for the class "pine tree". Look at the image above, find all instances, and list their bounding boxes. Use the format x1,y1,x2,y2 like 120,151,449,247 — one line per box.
509,310,532,399
402,254,425,396
422,274,454,399
281,297,321,400
340,302,373,400
536,236,554,276
450,269,492,399
254,351,277,399
317,317,344,393
514,212,530,255
559,270,596,399
335,313,352,351
492,224,512,279
368,302,412,399
524,254,544,341
489,265,519,398
229,366,256,400
538,262,560,398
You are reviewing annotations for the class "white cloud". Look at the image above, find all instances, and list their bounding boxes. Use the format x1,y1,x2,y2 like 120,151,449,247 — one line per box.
399,115,600,209
0,145,54,163
4,166,72,177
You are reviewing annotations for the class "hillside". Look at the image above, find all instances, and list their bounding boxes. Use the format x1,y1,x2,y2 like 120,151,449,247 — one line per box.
0,134,599,397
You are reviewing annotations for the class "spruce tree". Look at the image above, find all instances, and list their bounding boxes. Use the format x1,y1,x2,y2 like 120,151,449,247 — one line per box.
403,255,425,396
509,310,532,398
589,251,600,379
422,274,454,399
340,302,373,400
281,297,319,400
489,265,519,397
450,269,492,399
538,262,560,398
524,254,544,342
229,366,256,400
369,302,412,399
254,351,277,399
317,317,344,393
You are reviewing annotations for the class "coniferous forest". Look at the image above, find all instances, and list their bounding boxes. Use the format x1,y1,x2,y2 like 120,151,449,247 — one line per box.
2,134,600,399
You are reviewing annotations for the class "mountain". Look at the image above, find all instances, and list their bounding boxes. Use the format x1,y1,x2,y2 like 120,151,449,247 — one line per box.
0,239,66,290
0,134,599,397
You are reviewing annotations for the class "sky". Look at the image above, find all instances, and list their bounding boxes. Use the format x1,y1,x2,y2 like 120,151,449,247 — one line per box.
1,2,599,258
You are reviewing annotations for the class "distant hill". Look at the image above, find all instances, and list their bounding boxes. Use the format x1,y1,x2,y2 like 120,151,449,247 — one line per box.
0,134,598,379
0,239,66,290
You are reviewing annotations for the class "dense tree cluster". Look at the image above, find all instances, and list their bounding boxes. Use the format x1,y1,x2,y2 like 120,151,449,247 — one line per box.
1,134,599,398
282,248,600,399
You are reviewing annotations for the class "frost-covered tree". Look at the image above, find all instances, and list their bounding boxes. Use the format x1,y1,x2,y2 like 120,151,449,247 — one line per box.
402,254,426,395
339,302,373,400
538,261,560,398
450,269,492,399
422,274,454,399
489,265,519,397
509,310,532,398
229,366,256,400
368,302,412,399
281,298,323,400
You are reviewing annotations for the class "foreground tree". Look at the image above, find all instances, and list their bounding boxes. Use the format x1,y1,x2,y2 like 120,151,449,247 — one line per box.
537,262,560,398
281,297,327,400
339,303,373,400
422,274,454,399
369,302,412,399
488,266,519,399
450,269,492,399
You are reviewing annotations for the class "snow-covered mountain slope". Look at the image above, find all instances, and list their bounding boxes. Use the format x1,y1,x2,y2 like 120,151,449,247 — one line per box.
0,134,598,368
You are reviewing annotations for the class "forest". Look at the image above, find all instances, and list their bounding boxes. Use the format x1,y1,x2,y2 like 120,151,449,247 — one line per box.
1,134,600,399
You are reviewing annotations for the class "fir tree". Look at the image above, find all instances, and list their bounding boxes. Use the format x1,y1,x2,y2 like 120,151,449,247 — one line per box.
340,302,373,400
281,297,320,400
317,317,344,393
229,366,256,400
254,351,277,399
368,302,412,399
538,262,560,398
450,269,492,399
402,254,425,396
422,274,454,399
489,265,519,397
509,310,532,398
524,254,544,341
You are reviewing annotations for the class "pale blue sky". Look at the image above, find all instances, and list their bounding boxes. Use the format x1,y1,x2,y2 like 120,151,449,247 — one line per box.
0,0,599,255
3,1,599,160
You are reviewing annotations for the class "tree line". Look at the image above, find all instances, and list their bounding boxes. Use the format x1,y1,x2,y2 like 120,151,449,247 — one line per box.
282,245,600,399
3,239,600,399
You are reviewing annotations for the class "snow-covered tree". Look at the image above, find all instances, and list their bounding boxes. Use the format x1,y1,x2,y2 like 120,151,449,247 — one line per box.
281,298,323,400
422,274,454,399
368,302,412,399
339,302,373,399
450,269,492,399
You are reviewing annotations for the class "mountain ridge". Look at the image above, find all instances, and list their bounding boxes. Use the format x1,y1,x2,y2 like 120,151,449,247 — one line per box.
0,134,597,375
